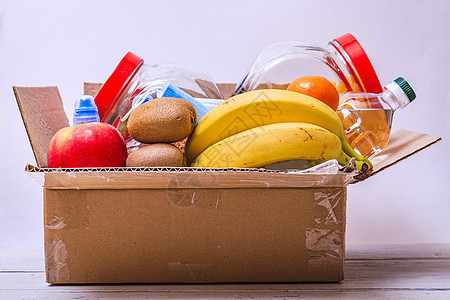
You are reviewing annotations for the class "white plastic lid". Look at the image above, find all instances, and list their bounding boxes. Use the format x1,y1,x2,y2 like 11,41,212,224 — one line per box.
385,77,416,109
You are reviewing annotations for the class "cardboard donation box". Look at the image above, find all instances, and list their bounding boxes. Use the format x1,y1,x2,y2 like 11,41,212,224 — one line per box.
14,84,441,284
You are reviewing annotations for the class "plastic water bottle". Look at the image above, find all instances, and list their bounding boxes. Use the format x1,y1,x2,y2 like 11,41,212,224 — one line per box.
73,96,100,126
337,77,416,159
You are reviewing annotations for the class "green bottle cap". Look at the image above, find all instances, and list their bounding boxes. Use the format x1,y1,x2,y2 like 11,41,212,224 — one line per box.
394,77,416,102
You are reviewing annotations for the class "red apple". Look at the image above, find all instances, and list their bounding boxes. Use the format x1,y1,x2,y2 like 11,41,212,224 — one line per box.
47,122,127,168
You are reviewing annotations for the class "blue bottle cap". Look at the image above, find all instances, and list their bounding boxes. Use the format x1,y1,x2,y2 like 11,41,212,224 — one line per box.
73,95,100,125
74,96,98,115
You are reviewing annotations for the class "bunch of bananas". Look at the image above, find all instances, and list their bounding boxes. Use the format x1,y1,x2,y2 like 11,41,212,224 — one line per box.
185,89,372,173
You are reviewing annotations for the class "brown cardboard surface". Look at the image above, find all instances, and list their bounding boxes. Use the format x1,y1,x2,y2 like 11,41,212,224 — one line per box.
370,128,441,175
13,86,69,167
25,165,352,190
217,83,236,99
83,82,103,97
44,186,346,283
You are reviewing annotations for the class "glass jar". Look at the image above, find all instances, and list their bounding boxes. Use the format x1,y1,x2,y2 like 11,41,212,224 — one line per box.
233,33,383,96
94,52,223,139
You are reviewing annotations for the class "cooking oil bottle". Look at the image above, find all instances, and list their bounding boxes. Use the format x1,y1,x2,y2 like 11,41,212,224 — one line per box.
337,77,416,159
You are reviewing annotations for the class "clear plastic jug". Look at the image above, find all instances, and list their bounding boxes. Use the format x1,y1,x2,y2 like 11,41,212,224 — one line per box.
337,77,416,159
233,33,383,96
94,52,223,140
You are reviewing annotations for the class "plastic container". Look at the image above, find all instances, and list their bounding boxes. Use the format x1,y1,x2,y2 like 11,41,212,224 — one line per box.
233,33,383,96
156,83,209,124
73,95,100,126
337,77,416,159
94,52,223,139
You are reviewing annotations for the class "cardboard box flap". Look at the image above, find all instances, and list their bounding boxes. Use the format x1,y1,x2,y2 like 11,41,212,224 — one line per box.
83,82,104,97
13,86,69,168
370,129,441,176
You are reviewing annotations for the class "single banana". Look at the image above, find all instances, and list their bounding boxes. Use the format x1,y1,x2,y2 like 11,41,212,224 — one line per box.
185,89,372,170
190,122,342,168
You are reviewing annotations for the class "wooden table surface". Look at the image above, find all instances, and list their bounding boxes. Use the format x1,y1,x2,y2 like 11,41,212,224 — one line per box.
1,244,450,299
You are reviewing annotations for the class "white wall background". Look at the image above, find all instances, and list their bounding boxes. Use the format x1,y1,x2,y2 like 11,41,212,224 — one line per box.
0,0,449,248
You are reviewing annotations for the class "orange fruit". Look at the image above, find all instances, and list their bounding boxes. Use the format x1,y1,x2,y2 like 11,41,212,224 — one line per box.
287,76,340,111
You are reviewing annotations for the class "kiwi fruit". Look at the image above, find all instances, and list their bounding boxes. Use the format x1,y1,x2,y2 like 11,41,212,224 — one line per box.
127,97,196,143
171,137,188,154
126,143,184,167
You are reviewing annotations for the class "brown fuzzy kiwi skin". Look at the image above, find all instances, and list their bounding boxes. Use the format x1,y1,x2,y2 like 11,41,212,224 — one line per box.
126,143,184,167
127,97,197,144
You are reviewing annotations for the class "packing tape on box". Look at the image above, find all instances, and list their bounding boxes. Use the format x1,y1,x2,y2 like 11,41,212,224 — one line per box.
166,172,221,208
45,238,70,282
25,159,356,190
303,188,345,277
313,189,345,225
44,190,90,230
305,228,344,276
45,216,68,230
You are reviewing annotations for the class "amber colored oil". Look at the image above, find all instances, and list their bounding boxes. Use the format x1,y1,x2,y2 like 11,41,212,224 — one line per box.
337,107,393,158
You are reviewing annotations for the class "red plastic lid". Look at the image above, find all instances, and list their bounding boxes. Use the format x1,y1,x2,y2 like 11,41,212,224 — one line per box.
94,52,143,122
333,34,383,94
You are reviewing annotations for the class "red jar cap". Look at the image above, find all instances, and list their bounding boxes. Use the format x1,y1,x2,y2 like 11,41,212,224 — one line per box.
94,52,143,122
333,34,383,94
